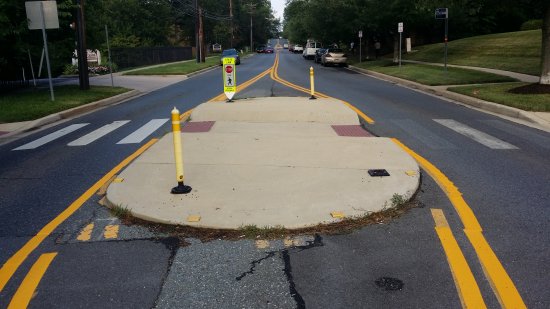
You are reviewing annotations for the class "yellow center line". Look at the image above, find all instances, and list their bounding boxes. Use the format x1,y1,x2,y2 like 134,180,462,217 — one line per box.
270,52,375,124
7,253,57,309
393,138,526,309
0,139,158,293
431,209,487,309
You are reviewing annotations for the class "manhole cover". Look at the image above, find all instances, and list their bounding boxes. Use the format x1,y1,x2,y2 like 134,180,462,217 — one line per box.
375,277,403,291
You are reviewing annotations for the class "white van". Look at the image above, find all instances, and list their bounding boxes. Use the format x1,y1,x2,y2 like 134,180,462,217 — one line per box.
303,40,321,59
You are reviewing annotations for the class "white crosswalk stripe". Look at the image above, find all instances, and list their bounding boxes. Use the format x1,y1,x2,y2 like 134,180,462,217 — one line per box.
116,119,169,144
12,123,89,151
68,120,130,146
434,119,518,149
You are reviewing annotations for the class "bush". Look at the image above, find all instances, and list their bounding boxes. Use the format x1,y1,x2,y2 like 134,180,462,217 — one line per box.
63,64,78,75
520,20,542,31
62,63,118,75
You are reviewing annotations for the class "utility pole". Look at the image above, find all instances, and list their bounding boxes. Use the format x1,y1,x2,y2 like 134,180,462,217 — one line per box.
194,0,200,63
229,0,233,47
199,6,205,62
247,3,255,52
76,0,89,90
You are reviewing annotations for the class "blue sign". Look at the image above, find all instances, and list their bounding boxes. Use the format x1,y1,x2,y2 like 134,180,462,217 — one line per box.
435,8,448,19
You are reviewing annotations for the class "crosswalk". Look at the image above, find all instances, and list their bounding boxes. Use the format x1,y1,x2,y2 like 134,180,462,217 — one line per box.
11,118,544,151
13,119,168,151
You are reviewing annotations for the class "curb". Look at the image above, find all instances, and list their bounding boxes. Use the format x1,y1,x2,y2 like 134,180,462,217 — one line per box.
0,89,140,139
348,65,549,129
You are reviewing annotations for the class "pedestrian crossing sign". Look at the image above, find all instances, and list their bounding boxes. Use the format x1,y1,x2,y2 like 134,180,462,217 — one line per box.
223,57,236,100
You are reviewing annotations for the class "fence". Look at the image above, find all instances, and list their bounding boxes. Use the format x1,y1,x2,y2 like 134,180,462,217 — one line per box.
111,46,193,69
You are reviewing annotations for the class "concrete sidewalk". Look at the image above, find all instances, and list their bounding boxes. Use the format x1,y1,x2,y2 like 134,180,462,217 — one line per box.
106,98,420,229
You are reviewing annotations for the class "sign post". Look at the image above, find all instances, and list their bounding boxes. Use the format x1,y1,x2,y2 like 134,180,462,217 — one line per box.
398,22,403,68
358,30,363,63
223,57,236,101
26,1,59,101
435,8,449,71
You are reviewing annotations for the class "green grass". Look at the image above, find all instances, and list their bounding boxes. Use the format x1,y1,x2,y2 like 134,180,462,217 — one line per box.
404,30,541,75
354,60,516,85
449,83,550,112
123,57,220,75
0,85,130,123
238,225,287,239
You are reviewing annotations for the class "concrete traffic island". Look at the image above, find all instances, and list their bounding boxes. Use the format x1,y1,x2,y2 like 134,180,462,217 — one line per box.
106,97,420,229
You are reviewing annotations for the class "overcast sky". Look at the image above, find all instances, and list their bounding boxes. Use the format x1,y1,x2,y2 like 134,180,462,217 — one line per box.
271,0,285,21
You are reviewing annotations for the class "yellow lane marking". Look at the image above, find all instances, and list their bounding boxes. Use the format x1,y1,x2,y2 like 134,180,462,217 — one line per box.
271,52,375,124
431,209,487,309
391,138,481,231
209,67,273,102
0,139,158,293
283,237,294,247
464,229,527,309
103,225,119,239
8,253,57,309
255,240,269,249
76,223,94,241
393,139,526,308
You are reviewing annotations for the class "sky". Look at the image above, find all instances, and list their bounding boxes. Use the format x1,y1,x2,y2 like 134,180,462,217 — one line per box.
270,0,285,21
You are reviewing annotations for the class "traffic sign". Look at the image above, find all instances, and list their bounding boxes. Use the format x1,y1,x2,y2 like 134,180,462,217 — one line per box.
223,57,236,100
358,30,363,38
435,8,448,19
398,22,403,33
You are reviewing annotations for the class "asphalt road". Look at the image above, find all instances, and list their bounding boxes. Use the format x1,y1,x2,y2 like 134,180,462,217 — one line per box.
0,50,548,308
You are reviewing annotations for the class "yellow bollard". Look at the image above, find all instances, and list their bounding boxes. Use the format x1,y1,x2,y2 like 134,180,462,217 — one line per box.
170,107,192,194
309,66,316,99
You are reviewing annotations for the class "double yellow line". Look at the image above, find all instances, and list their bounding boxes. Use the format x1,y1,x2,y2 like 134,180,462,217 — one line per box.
270,52,375,124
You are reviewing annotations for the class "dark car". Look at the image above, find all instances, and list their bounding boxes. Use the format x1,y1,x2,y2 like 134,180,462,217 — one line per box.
314,48,327,63
264,46,274,53
220,48,241,65
255,45,266,53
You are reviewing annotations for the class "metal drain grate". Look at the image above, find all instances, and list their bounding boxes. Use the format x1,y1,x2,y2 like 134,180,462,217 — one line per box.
181,121,215,132
331,125,374,137
368,169,390,177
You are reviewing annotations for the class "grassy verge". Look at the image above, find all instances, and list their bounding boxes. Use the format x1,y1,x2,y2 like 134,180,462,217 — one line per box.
123,57,220,75
404,30,541,76
449,83,550,112
353,60,516,85
0,85,130,123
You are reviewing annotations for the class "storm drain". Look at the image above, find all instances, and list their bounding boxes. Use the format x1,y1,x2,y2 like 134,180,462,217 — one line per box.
331,125,374,137
182,121,215,132
368,169,390,177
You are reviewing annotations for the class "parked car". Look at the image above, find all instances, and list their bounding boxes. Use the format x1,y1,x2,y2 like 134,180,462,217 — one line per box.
303,40,321,59
212,43,222,53
314,48,327,63
293,44,304,53
255,45,266,53
283,43,289,49
220,48,241,65
321,48,347,66
264,46,274,53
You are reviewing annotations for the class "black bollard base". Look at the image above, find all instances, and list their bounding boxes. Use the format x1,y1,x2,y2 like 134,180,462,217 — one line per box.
171,182,192,194
309,96,317,100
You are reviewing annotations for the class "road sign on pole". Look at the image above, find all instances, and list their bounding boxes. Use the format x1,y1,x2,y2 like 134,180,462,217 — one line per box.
359,30,363,63
398,23,403,68
223,57,236,101
435,8,449,71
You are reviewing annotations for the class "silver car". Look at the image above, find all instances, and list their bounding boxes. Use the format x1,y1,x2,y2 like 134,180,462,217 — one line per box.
321,48,347,66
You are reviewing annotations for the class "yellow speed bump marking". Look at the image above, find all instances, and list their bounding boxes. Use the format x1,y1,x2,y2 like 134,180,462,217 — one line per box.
8,253,57,309
186,215,201,222
0,139,158,293
330,211,345,219
103,225,119,239
394,139,526,308
76,223,94,241
431,209,487,309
